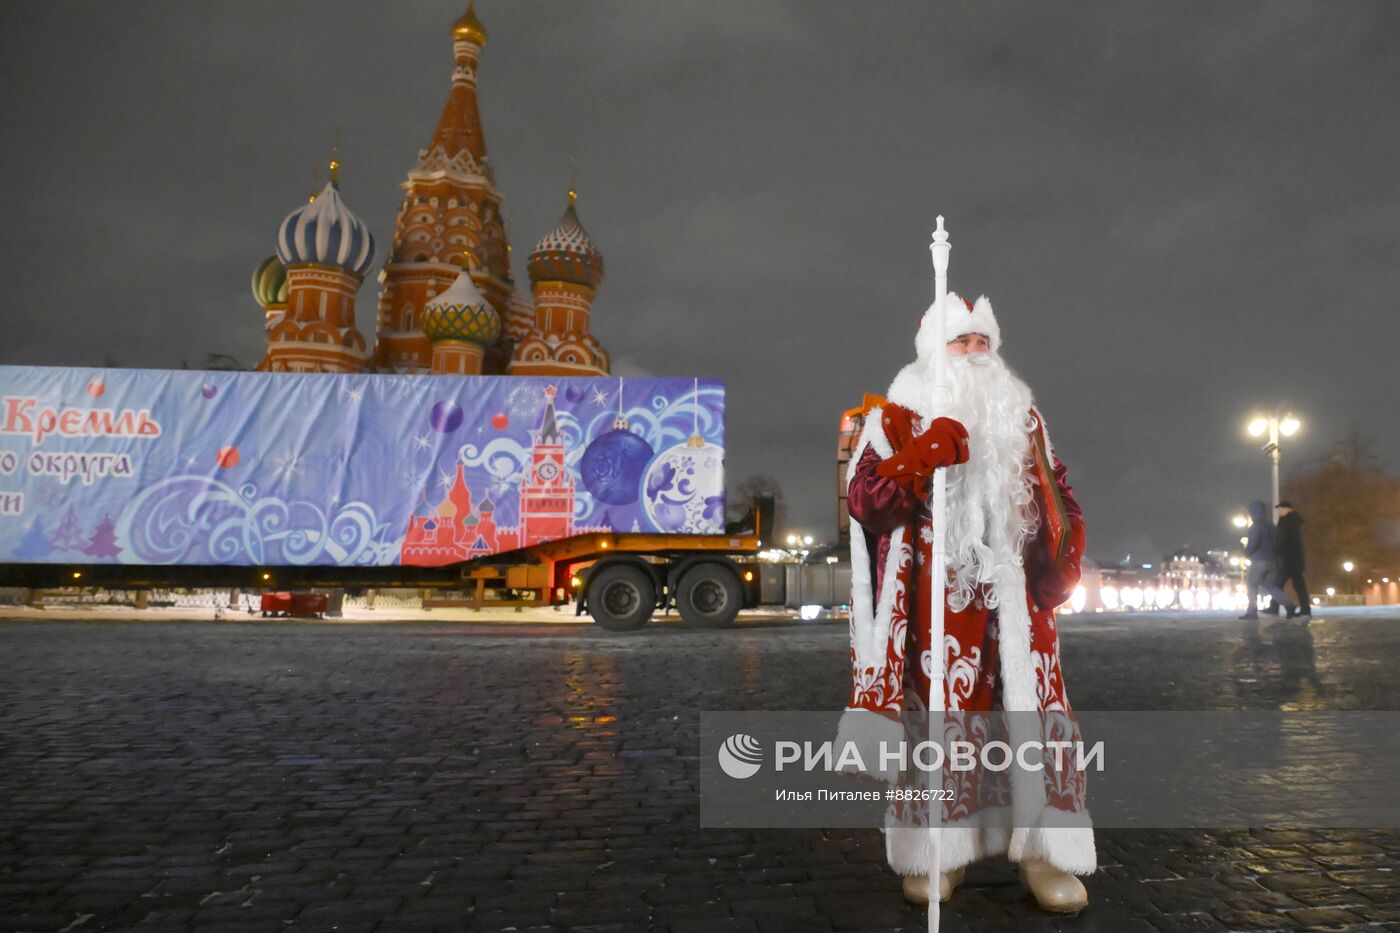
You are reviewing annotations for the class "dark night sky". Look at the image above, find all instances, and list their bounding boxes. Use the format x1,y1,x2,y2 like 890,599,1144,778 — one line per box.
2,1,1398,563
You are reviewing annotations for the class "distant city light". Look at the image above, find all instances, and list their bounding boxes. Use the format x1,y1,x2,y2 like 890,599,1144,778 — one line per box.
1232,514,1249,528
1101,586,1119,610
1342,560,1355,573
1069,585,1087,613
1326,587,1336,597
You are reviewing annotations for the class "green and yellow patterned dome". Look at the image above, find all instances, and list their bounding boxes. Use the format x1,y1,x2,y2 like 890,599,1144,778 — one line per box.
251,255,288,308
421,267,502,344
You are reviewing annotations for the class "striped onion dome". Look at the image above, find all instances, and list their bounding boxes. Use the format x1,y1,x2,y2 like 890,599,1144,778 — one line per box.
276,180,376,278
251,255,288,308
527,192,604,289
421,267,502,344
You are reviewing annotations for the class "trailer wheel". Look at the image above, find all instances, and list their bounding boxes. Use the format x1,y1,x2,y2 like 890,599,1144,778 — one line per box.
676,563,742,628
588,565,656,632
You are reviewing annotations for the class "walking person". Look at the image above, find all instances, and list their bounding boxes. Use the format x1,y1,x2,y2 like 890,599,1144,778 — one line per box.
1240,500,1298,620
1271,500,1312,617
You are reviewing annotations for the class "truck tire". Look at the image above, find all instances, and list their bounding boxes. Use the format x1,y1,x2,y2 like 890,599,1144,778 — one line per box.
588,564,656,632
676,563,742,628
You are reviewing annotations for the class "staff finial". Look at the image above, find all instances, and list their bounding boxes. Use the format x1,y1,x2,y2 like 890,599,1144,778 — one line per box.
929,215,951,276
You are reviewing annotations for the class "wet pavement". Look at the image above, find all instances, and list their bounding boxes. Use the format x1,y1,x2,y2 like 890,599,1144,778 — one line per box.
1,608,1398,931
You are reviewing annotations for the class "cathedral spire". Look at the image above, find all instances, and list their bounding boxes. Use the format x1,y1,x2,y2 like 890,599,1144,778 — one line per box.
422,2,490,174
374,3,512,373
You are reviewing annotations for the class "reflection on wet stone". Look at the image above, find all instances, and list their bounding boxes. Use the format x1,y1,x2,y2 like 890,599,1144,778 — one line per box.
0,609,1397,931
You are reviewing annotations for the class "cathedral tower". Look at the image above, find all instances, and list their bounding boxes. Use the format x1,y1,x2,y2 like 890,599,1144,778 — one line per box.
510,190,610,376
373,1,514,373
260,162,375,373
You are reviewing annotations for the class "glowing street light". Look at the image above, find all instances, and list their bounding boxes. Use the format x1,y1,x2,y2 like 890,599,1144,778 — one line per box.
1232,514,1249,529
1342,560,1355,573
1244,411,1300,511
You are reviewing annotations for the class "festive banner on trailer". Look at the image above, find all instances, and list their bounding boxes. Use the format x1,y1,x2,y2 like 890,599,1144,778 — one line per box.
0,367,725,567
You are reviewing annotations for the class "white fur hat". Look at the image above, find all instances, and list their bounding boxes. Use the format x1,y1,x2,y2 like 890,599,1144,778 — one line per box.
914,291,1001,359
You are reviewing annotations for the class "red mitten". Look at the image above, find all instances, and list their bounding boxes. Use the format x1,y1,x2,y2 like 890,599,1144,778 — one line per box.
875,417,970,480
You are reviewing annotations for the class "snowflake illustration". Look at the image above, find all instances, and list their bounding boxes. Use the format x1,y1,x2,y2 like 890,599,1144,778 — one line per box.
270,454,306,482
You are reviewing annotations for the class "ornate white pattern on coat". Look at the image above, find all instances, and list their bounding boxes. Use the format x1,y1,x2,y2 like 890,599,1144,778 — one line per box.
944,634,982,712
1034,649,1067,712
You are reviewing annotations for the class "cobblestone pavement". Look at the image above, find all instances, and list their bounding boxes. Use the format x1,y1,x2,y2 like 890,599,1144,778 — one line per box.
2,609,1398,932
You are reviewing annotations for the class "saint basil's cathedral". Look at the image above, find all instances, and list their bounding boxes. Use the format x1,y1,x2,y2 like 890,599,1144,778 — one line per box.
246,2,617,564
250,2,610,379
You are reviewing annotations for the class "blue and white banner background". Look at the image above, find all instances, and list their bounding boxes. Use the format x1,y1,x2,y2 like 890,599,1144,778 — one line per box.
0,366,725,567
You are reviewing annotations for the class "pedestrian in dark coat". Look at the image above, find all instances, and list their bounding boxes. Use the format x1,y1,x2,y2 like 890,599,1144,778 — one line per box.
1271,501,1311,617
1241,499,1298,620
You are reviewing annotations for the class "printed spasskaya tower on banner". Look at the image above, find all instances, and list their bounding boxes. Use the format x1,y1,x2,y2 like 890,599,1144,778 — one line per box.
519,386,574,545
400,383,593,565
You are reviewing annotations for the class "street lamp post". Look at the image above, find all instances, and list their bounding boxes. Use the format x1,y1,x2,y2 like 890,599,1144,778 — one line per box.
1246,412,1300,511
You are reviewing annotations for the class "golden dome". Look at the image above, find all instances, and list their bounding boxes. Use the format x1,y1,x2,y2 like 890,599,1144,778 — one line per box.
453,2,487,45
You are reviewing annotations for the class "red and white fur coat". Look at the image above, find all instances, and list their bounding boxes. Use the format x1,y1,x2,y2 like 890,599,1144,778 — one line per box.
836,344,1096,878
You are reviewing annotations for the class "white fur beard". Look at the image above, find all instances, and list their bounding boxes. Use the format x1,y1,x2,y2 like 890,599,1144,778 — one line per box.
936,354,1037,611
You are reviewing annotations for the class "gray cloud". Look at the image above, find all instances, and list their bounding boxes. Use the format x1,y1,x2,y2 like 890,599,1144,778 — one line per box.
2,0,1397,561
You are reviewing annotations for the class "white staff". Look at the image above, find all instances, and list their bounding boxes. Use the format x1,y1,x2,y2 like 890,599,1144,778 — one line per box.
925,215,952,933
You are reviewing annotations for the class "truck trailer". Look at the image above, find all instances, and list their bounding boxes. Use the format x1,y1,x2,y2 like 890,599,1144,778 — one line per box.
0,366,773,630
